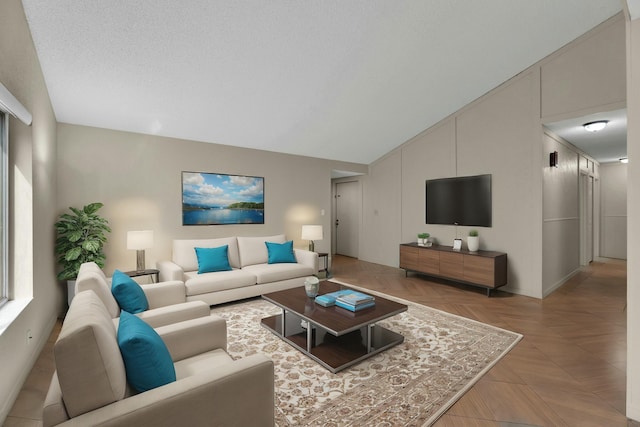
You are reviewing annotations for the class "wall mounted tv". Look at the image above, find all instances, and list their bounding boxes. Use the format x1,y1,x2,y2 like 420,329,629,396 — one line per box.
425,174,492,227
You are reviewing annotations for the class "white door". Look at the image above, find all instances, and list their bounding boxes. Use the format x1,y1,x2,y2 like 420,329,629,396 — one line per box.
586,175,594,263
335,181,359,258
580,173,594,265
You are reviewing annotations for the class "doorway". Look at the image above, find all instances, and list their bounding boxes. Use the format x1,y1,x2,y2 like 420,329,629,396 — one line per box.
334,181,360,258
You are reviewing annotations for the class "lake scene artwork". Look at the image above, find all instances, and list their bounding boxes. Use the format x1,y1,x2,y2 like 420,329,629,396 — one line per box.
182,172,264,225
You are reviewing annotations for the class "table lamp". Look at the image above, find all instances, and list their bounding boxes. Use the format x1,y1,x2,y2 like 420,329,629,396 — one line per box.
127,230,154,272
301,225,323,252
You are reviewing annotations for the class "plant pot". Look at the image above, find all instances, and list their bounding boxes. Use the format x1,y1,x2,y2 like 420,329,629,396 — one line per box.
417,238,425,246
67,280,76,306
467,236,479,252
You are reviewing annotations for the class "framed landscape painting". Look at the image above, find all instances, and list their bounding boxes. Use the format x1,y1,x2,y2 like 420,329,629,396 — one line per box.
182,171,264,225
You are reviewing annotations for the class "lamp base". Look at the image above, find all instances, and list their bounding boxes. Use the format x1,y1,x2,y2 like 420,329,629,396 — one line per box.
308,241,315,252
136,250,146,272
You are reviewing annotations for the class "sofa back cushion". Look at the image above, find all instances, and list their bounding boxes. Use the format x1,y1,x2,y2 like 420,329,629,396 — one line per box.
173,237,240,271
76,264,120,318
237,234,286,267
54,290,127,418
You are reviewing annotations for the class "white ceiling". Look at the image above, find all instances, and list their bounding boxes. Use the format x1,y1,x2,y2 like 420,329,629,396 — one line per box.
21,1,622,164
545,109,627,164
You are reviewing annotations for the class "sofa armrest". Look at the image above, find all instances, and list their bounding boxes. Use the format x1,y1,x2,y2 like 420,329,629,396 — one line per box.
57,354,274,427
141,281,186,308
294,249,319,273
135,301,211,329
156,260,184,282
155,315,227,362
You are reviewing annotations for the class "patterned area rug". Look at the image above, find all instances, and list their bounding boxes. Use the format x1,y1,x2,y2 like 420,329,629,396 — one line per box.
211,281,522,426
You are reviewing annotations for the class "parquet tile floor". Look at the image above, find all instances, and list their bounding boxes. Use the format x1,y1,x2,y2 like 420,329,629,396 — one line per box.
3,255,637,426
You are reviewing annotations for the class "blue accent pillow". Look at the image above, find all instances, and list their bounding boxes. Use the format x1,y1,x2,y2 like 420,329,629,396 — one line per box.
117,311,176,393
111,269,149,313
195,245,232,274
265,240,297,264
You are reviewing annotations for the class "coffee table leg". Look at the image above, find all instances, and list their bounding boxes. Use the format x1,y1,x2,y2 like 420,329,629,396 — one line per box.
281,309,286,337
367,324,373,352
307,324,313,352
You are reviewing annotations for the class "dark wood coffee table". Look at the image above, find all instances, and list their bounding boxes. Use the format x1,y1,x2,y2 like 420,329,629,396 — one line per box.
261,281,408,373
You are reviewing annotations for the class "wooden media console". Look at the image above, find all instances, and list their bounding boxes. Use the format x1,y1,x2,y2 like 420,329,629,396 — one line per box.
399,243,507,296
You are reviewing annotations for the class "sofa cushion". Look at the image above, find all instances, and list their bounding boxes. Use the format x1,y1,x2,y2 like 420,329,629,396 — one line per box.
237,234,285,267
111,270,149,314
173,237,241,270
266,241,297,264
54,291,126,418
184,269,257,296
242,263,315,284
173,349,233,379
117,311,176,393
195,245,232,273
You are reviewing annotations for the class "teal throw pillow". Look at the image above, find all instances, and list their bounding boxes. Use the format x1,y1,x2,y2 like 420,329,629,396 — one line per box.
111,269,149,313
117,311,176,393
266,240,297,264
195,245,232,274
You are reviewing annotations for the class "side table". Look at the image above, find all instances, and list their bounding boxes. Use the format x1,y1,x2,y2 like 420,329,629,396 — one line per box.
317,252,330,277
124,268,159,283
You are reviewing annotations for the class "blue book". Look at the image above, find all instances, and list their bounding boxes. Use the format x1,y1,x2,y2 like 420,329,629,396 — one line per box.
314,289,353,307
335,299,375,312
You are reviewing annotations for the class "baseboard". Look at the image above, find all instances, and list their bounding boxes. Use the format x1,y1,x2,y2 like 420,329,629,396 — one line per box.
543,269,580,298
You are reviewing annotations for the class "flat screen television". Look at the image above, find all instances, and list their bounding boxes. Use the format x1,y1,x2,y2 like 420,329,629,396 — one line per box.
425,174,492,227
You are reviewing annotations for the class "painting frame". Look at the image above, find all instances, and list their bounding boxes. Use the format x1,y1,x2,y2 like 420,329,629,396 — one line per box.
181,171,265,225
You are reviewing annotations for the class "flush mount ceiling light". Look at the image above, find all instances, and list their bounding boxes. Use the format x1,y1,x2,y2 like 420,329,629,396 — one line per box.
583,120,609,132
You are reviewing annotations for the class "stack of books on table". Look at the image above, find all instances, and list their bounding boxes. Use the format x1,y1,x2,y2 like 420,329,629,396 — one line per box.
314,289,352,307
335,291,375,312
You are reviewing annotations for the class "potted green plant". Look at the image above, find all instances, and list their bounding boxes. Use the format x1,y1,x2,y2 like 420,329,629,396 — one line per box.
55,202,111,304
467,229,479,252
417,233,430,246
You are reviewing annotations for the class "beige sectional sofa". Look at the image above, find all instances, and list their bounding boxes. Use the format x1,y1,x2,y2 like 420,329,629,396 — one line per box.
43,290,274,426
157,234,318,306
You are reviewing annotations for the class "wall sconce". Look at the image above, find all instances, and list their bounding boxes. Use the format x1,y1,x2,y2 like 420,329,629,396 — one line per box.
127,230,154,271
549,151,559,168
620,157,629,164
301,225,323,252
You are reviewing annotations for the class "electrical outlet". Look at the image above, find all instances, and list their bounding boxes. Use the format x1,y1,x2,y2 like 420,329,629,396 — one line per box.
26,329,32,344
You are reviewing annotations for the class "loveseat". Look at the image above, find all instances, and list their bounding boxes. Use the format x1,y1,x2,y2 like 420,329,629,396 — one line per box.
76,261,211,328
157,234,318,306
43,290,275,426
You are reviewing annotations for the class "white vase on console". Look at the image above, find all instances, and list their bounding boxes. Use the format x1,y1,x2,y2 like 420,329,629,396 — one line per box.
467,235,479,252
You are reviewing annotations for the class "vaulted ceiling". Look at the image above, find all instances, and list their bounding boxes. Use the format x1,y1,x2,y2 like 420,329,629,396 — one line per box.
22,1,622,164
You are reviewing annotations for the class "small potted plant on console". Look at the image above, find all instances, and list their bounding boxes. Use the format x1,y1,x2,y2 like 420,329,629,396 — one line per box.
417,233,430,247
467,230,479,252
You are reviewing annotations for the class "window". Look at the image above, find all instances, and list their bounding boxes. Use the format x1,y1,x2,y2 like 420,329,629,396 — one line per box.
0,111,6,307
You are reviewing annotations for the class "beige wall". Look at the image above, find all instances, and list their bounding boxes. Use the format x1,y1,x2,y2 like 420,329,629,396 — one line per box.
627,10,640,421
358,14,624,299
0,0,59,422
57,124,367,274
600,162,627,259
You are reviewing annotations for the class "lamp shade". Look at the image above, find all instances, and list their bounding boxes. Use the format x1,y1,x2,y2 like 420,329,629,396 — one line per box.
127,230,154,250
301,225,323,241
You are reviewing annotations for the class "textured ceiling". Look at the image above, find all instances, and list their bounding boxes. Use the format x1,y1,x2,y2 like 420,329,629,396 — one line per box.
22,1,622,164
